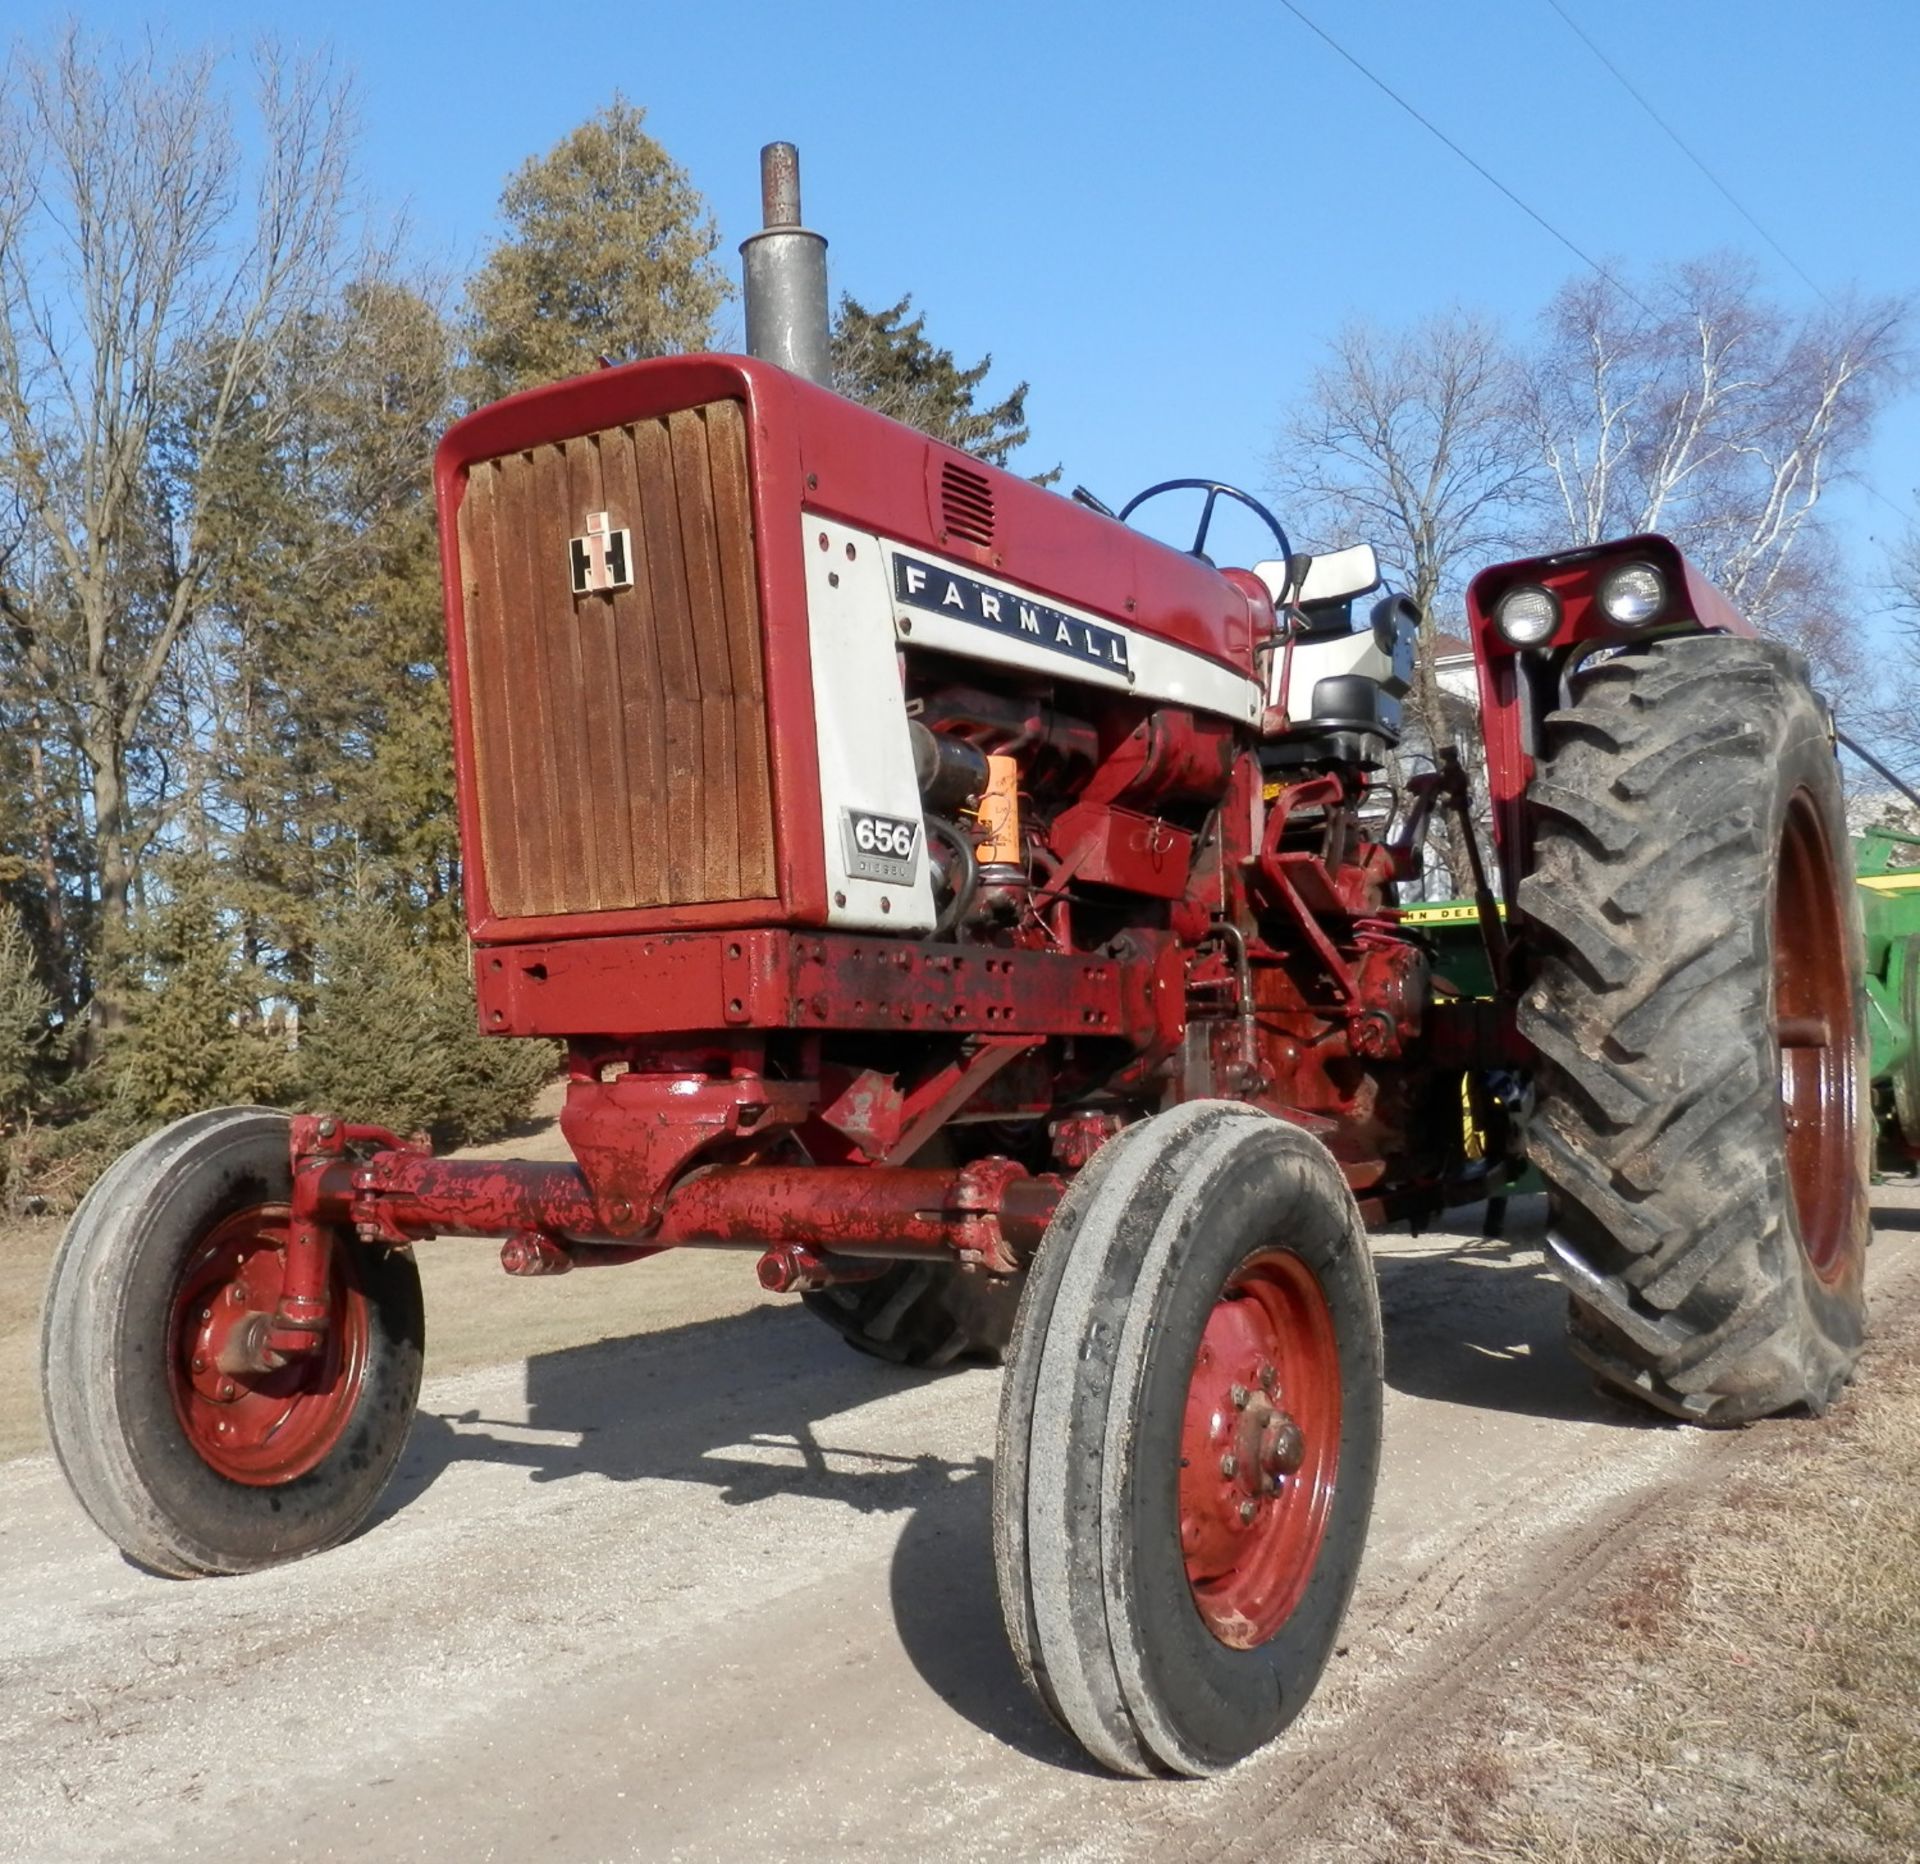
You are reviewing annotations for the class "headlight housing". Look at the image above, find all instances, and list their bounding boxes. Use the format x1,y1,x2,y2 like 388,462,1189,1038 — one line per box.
1495,584,1560,646
1598,562,1666,628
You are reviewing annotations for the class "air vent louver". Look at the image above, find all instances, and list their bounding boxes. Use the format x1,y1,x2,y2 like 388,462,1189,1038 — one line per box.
940,460,996,549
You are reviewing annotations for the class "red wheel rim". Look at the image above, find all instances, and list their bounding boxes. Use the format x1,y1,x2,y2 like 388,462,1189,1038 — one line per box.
166,1205,371,1486
1178,1249,1341,1649
1773,790,1859,1282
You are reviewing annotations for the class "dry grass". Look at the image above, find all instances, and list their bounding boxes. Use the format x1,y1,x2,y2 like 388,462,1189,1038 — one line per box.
1341,1311,1920,1863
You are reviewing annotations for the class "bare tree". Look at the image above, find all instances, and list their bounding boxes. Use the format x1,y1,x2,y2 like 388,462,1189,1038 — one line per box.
1271,311,1540,888
0,30,359,1027
1525,257,1908,681
1863,517,1920,800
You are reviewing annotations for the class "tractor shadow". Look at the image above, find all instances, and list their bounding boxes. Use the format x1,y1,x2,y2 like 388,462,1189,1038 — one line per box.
1869,1193,1920,1233
374,1302,1088,1770
1370,1195,1661,1429
363,1196,1657,1769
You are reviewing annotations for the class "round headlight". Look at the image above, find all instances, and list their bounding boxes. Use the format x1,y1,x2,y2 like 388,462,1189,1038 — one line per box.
1598,562,1666,628
1495,584,1560,646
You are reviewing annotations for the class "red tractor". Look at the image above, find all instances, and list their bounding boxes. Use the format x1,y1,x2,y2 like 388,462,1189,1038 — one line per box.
40,159,1868,1780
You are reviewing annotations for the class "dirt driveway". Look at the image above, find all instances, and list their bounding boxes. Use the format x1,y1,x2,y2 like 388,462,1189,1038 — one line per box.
2,1152,1915,1861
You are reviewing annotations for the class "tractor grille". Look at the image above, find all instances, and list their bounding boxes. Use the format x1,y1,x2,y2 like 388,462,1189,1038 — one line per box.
455,398,777,921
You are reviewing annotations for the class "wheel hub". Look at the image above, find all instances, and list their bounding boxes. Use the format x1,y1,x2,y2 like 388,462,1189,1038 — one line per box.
1178,1249,1341,1648
167,1206,370,1485
1773,789,1860,1283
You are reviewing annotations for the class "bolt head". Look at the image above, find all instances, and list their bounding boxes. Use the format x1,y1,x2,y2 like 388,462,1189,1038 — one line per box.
192,1355,206,1373
317,1117,337,1139
1230,1383,1249,1409
1238,1500,1258,1525
1259,1363,1276,1391
217,1379,236,1401
1220,1452,1237,1478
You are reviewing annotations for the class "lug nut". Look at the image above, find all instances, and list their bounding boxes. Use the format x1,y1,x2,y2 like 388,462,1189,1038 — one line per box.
1230,1383,1249,1409
1259,1363,1276,1391
1238,1500,1257,1525
217,1379,236,1401
1220,1453,1237,1478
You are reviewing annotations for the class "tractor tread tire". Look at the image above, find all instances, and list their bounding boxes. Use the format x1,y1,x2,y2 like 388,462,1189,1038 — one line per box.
1517,635,1869,1424
801,1261,1018,1369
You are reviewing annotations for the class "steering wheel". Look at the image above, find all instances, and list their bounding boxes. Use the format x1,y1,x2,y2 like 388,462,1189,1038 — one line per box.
1117,479,1293,569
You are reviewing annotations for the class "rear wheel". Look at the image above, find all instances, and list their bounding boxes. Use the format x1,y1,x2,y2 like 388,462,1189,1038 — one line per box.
1517,635,1869,1422
41,1108,425,1575
801,1261,1019,1368
992,1101,1382,1776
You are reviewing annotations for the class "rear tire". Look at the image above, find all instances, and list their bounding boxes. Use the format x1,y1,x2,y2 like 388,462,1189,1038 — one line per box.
41,1108,425,1576
992,1101,1382,1776
801,1262,1019,1368
1517,636,1869,1422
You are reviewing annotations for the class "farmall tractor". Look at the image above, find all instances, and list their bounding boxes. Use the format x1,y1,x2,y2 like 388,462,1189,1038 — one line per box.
40,151,1868,1779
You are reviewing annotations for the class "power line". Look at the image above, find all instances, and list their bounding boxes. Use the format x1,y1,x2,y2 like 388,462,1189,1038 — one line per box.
1543,0,1916,531
1541,0,1837,311
1273,0,1652,315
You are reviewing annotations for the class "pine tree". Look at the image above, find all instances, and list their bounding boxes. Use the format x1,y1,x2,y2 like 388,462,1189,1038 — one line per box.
107,861,291,1125
0,902,59,1125
299,895,554,1149
465,98,731,400
832,294,1057,482
191,279,465,992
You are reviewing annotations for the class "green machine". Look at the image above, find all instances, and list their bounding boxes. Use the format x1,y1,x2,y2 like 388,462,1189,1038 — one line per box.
1857,826,1920,1167
1408,825,1920,1188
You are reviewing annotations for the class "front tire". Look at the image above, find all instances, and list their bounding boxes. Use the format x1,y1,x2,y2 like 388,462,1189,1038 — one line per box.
41,1108,425,1576
993,1101,1383,1777
1518,636,1869,1422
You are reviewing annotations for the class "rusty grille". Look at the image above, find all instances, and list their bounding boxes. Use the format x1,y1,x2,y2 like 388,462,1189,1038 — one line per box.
456,398,776,921
940,460,996,548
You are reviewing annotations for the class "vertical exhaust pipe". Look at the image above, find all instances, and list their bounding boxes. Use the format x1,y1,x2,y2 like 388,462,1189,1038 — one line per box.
740,142,831,387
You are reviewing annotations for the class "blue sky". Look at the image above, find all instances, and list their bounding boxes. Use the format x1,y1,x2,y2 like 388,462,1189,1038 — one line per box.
35,0,1920,606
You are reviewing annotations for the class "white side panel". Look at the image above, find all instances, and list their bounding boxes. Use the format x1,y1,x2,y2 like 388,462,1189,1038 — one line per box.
880,543,1260,726
803,517,937,931
1282,629,1398,721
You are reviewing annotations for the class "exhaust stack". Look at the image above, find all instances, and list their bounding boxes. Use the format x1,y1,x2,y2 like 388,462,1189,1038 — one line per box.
740,142,831,387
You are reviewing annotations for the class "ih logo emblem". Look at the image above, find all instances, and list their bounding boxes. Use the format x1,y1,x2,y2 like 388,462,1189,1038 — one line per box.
568,511,633,596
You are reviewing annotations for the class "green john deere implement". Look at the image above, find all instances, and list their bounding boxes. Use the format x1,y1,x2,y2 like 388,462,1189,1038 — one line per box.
1415,823,1920,1183
1857,826,1920,1168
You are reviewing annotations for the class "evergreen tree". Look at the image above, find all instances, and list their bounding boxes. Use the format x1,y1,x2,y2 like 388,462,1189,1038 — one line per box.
107,861,291,1125
832,294,1057,482
299,895,554,1149
0,902,59,1125
465,98,731,400
190,278,465,992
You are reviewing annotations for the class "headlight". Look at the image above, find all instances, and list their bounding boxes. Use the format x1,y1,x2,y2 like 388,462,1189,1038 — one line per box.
1495,584,1560,646
1598,561,1666,628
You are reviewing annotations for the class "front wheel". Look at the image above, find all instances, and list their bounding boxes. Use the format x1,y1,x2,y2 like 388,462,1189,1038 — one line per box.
992,1101,1383,1777
41,1108,425,1576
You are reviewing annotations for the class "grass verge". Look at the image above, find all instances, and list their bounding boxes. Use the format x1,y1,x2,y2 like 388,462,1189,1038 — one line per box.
1336,1300,1920,1862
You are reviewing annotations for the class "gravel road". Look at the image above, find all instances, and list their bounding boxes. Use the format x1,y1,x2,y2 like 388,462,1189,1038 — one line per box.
4,1196,1914,1862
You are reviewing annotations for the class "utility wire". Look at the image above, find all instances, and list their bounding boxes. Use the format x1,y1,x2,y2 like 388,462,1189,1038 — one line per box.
1541,0,1837,311
1543,0,1916,531
1274,0,1653,315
